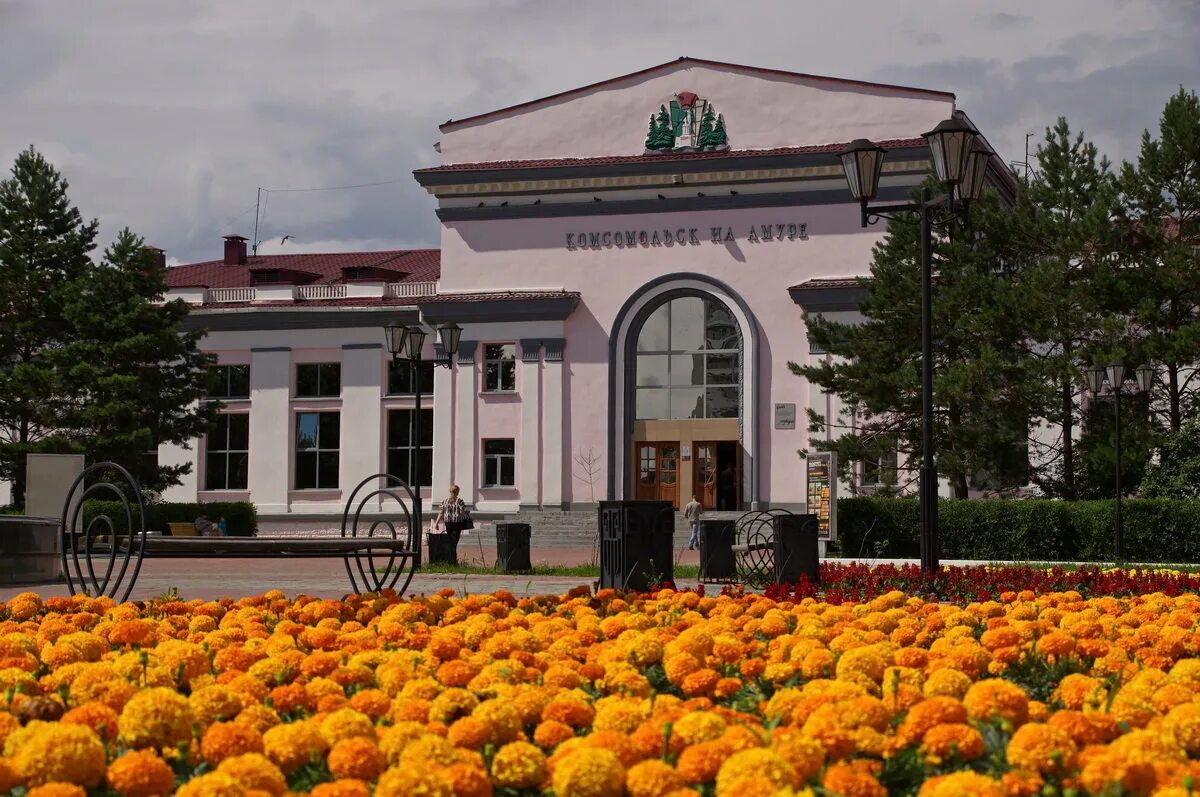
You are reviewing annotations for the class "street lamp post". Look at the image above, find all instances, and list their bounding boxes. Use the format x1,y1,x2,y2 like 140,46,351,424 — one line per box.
1086,361,1156,561
384,321,463,568
837,118,992,576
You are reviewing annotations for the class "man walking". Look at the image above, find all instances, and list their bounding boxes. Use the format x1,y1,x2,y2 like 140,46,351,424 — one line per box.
684,495,703,550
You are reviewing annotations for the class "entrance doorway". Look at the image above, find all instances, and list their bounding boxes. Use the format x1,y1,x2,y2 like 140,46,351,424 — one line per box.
714,441,740,510
634,442,679,507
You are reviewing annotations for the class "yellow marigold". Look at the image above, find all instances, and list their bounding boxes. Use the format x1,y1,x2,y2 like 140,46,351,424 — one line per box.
835,646,889,683
920,723,984,764
917,771,1005,797
327,737,385,782
106,750,177,797
201,722,264,765
319,708,376,747
625,759,684,797
375,765,453,797
12,723,105,788
377,721,427,765
118,687,195,750
262,721,326,774
215,753,287,796
551,748,624,797
769,729,825,783
923,669,972,699
190,685,244,726
233,704,279,735
175,771,246,797
715,749,795,797
398,735,462,768
1165,702,1200,755
962,679,1029,727
593,700,646,735
428,688,478,725
1054,674,1107,711
491,741,547,790
1006,722,1076,776
673,712,726,746
474,698,524,745
26,783,86,797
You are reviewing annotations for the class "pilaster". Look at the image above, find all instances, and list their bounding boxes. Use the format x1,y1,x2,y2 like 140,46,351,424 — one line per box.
518,340,542,508
542,338,566,508
454,340,478,505
248,347,291,513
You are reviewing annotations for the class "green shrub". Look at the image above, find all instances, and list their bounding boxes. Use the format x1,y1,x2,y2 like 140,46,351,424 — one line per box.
81,501,257,537
834,496,1200,563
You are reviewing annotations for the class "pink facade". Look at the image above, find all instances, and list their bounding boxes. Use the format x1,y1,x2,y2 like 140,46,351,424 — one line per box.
162,58,1012,517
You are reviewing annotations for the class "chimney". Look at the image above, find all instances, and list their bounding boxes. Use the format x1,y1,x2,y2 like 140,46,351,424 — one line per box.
142,246,167,270
223,234,248,265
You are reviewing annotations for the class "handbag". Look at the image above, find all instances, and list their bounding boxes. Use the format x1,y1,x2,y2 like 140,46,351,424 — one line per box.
460,504,474,530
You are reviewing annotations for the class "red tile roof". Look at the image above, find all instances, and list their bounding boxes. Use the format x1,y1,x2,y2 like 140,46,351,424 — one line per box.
165,249,440,289
417,138,927,174
439,57,954,131
789,277,865,291
184,289,579,312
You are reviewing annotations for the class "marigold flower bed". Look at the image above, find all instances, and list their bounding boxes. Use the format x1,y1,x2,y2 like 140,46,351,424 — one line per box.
2,584,1200,797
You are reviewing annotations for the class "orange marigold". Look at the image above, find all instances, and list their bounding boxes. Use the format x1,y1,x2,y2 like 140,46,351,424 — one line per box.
310,780,371,797
59,702,120,743
917,771,1005,797
920,723,984,764
201,722,265,765
174,771,245,797
327,738,385,782
375,765,452,797
551,748,624,797
1006,722,1077,777
491,741,547,790
962,679,1029,727
106,750,176,797
533,719,575,750
625,759,684,797
262,721,326,774
821,762,886,797
26,783,86,797
714,748,795,797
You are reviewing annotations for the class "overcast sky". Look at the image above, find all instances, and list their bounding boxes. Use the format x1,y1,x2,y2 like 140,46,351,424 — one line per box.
2,0,1196,264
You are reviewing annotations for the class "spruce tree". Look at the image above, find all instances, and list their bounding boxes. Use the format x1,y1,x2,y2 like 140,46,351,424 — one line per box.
51,229,217,494
792,183,1041,498
643,115,659,151
652,105,675,150
1119,87,1200,431
1005,119,1122,498
0,147,98,508
710,114,728,148
696,105,718,148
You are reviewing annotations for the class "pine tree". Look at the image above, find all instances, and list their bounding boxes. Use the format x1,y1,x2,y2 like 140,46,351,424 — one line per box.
792,183,1042,498
710,114,728,148
649,105,675,150
50,229,218,494
0,147,98,508
696,105,718,149
1005,119,1123,498
1119,87,1200,432
643,115,659,151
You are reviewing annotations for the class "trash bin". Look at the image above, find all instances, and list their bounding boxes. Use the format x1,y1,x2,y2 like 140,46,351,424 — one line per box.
698,518,736,582
496,523,532,573
773,513,820,585
427,531,459,566
598,500,674,591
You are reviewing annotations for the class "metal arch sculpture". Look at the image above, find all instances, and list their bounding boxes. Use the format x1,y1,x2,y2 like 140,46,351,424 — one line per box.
60,461,147,604
733,508,793,588
340,473,419,596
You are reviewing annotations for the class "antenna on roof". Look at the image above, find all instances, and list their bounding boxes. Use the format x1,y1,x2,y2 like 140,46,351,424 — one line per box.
252,187,262,256
1008,132,1034,180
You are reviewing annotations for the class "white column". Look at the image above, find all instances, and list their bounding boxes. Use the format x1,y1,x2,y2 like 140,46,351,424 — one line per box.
519,340,542,509
159,441,198,502
453,341,478,505
249,347,291,514
340,344,383,505
432,347,454,494
542,339,565,509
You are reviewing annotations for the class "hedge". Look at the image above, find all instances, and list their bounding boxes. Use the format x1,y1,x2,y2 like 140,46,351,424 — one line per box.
833,497,1200,564
81,501,258,537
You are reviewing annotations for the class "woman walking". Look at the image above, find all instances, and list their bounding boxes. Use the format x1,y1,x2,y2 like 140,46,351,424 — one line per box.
433,484,471,547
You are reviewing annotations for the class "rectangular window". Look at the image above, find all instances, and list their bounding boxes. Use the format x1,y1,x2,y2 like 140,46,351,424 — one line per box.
483,344,517,392
205,414,249,490
482,439,515,487
296,363,341,397
206,365,250,399
295,411,340,489
386,360,435,396
862,448,898,487
386,409,433,487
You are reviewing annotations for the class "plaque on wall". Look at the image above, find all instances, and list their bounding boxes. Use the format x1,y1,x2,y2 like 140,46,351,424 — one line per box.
774,403,796,430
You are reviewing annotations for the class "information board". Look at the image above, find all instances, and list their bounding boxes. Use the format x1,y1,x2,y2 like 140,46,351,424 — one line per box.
806,452,837,541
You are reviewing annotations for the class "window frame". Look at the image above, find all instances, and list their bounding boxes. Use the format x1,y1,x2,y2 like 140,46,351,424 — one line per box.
295,362,342,398
386,359,435,397
204,412,250,491
481,438,516,488
293,410,340,490
386,408,434,488
482,343,517,393
206,364,251,400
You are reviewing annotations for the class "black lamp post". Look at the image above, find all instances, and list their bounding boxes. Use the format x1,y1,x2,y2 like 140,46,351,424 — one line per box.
383,321,463,567
1086,361,1156,561
838,118,992,576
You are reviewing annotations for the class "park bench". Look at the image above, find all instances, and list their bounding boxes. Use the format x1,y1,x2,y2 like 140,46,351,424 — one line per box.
61,465,420,602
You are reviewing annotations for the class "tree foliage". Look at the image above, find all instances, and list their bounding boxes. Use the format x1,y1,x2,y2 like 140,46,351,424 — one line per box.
0,148,213,506
1140,417,1200,499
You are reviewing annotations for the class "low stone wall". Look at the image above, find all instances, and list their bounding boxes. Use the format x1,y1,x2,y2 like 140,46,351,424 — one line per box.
0,516,61,584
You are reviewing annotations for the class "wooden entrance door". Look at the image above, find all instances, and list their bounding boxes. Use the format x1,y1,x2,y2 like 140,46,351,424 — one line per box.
694,442,717,509
634,443,680,508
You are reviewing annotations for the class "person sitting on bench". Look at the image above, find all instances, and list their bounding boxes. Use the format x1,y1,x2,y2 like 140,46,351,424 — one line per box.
194,512,217,537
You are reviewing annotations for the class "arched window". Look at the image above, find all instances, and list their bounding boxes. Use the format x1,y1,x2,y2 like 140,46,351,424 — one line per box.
634,295,741,420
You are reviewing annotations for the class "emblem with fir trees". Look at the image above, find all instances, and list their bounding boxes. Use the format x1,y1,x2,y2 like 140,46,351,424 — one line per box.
645,100,728,153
